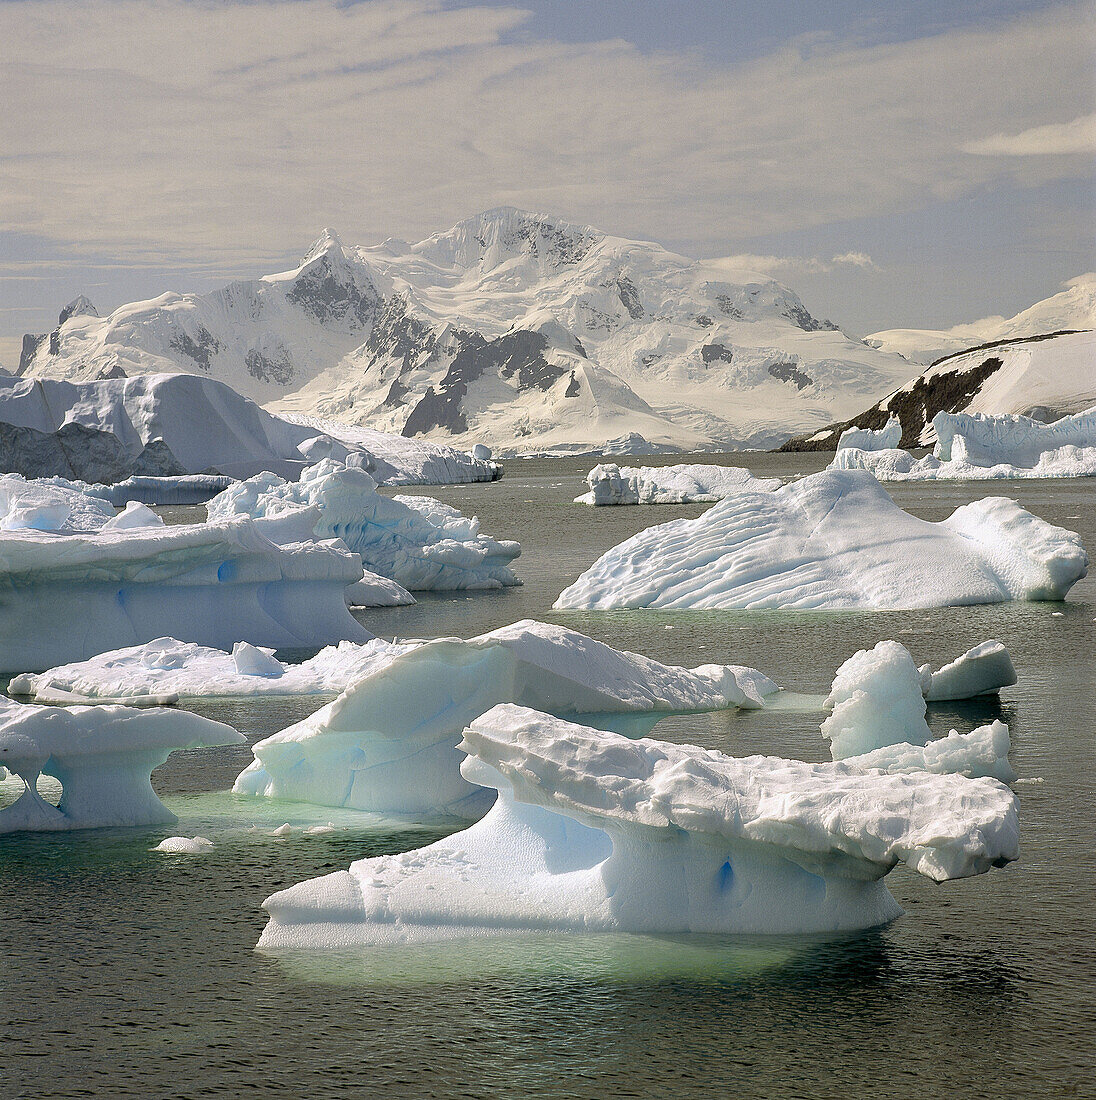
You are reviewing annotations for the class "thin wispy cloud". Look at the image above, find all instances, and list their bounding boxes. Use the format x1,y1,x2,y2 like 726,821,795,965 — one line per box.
704,253,880,278
964,113,1096,156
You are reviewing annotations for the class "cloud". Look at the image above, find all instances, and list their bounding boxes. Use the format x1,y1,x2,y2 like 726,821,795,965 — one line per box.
0,0,1093,268
963,113,1096,156
706,252,878,278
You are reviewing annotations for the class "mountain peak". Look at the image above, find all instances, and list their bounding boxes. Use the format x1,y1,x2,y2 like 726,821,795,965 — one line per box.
416,207,603,272
58,295,98,327
300,227,346,267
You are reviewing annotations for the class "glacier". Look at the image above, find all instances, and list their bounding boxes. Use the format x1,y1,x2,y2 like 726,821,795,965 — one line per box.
553,469,1088,610
207,459,520,592
0,697,242,833
10,636,412,704
0,516,370,672
233,619,778,819
575,463,780,505
831,407,1096,481
256,704,1018,948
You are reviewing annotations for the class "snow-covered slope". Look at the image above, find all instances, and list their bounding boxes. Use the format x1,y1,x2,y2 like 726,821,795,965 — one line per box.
782,329,1096,451
866,273,1096,364
19,209,919,454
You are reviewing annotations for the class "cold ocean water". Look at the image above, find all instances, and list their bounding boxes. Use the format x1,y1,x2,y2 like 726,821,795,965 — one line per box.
2,453,1094,1099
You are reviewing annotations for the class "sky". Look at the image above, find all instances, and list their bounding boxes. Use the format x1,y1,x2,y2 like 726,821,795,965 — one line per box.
1,0,1094,368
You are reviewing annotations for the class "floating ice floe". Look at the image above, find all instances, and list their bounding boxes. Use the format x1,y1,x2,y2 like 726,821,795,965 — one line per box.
257,704,1018,948
207,459,520,591
0,697,242,832
553,468,1088,610
575,463,779,505
847,722,1016,784
10,636,413,703
0,517,370,672
153,835,215,853
234,619,778,818
831,407,1096,481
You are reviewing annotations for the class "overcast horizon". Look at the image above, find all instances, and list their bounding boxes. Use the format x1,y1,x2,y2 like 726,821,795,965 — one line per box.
2,0,1094,369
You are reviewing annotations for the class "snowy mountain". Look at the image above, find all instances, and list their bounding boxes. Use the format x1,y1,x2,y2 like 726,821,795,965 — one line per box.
865,273,1096,364
19,208,920,454
781,329,1096,451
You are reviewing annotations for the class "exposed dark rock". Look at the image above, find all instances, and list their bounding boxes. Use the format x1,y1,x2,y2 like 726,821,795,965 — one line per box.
565,371,581,397
245,346,294,385
767,360,813,389
131,438,187,477
95,363,127,380
49,331,61,356
778,356,1004,451
58,296,98,327
402,329,564,437
715,295,745,320
782,302,839,332
614,275,644,319
286,253,378,327
18,333,48,375
169,326,222,372
694,314,714,328
365,295,437,370
701,343,733,365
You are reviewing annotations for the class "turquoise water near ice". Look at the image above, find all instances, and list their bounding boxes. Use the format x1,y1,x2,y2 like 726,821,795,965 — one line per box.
2,454,1094,1099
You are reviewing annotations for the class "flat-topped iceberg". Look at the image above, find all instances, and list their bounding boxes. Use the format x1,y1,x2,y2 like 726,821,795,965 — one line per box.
234,620,778,819
0,697,242,832
207,459,520,591
0,517,370,672
575,463,779,505
10,637,411,704
831,407,1096,481
257,704,1018,948
554,469,1088,610
920,640,1017,701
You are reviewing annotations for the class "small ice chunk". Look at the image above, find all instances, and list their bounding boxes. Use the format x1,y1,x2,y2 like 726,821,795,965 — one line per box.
923,641,1017,701
271,823,294,837
153,836,214,854
232,642,285,679
103,501,165,530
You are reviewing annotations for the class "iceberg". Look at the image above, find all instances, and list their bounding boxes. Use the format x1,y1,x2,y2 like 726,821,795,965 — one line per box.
822,641,931,759
836,416,901,452
0,473,117,533
0,516,370,673
10,636,411,703
553,469,1088,610
234,620,778,818
831,407,1096,481
0,697,243,833
257,704,1018,948
0,373,499,485
920,640,1017,701
821,641,1017,781
575,463,779,505
207,459,520,591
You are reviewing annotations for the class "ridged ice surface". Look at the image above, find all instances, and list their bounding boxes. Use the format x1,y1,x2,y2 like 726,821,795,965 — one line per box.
575,462,779,505
554,469,1088,610
258,705,1018,948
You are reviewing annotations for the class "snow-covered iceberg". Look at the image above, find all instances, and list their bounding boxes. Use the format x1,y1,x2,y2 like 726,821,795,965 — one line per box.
847,721,1016,784
10,637,411,704
831,407,1096,481
0,697,242,832
234,620,778,818
257,704,1018,948
0,517,370,672
0,473,121,533
575,463,779,505
554,469,1088,610
207,459,520,591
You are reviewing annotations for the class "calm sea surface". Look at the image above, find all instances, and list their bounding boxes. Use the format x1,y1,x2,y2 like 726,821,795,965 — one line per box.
2,454,1094,1099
